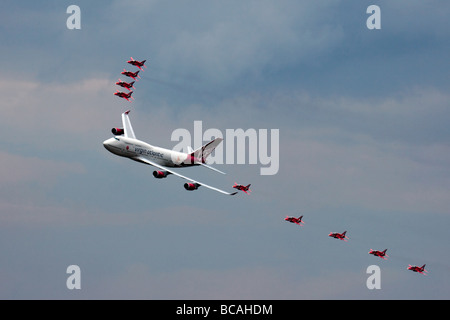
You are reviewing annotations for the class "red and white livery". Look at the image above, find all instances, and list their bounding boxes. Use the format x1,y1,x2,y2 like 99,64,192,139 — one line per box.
233,183,251,194
329,231,348,241
127,57,147,70
408,264,428,275
103,110,237,196
115,79,135,91
114,90,134,102
121,69,140,81
369,249,388,260
285,215,304,226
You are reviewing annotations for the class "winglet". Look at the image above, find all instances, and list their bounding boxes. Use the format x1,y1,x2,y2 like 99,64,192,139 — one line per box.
121,110,136,139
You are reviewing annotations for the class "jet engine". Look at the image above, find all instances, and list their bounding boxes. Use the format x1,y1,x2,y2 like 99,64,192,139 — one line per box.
184,182,200,191
111,127,124,135
153,170,170,179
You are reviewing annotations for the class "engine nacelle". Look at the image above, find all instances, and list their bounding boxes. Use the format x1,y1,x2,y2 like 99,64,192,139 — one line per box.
184,182,200,191
153,170,170,179
111,127,124,135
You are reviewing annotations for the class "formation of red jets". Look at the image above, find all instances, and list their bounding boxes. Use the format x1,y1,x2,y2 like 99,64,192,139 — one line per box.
110,58,431,278
110,59,431,278
114,57,147,102
284,214,428,275
233,185,428,275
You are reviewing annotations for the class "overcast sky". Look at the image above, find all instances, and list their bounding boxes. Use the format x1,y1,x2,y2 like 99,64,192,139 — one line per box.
0,0,449,299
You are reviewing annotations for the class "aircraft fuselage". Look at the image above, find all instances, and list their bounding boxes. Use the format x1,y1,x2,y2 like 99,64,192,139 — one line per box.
103,136,197,168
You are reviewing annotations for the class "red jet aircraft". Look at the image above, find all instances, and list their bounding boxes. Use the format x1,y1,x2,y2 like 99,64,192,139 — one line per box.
114,90,134,102
121,69,140,81
408,264,428,275
285,215,304,226
127,57,147,70
116,79,135,91
329,231,348,241
233,183,251,194
369,249,388,260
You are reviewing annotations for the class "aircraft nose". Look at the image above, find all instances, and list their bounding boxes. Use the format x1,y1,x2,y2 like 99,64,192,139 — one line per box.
103,138,112,151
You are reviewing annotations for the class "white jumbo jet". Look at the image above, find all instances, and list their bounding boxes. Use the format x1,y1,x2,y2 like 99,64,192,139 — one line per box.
103,110,237,196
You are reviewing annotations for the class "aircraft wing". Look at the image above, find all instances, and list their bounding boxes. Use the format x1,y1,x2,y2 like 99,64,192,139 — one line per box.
122,110,136,139
133,156,237,196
